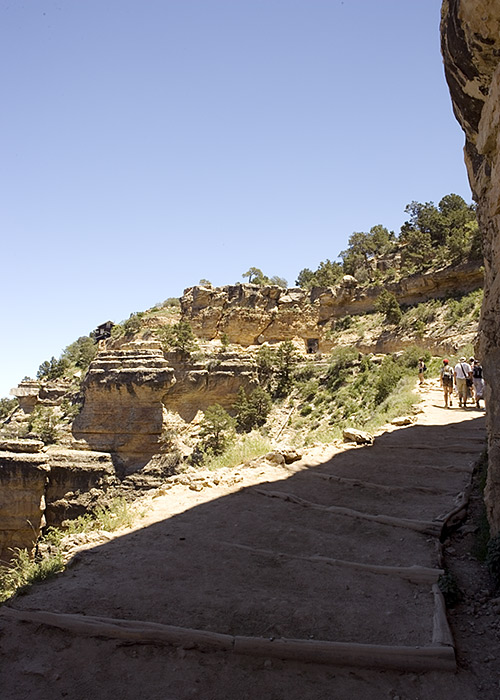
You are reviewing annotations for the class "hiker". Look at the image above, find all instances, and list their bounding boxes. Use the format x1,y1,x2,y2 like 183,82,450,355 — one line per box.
472,359,485,409
469,357,476,403
454,356,472,407
440,359,454,408
418,358,426,385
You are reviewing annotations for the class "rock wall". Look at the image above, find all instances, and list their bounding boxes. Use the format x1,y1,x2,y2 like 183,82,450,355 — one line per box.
0,445,119,560
72,340,259,461
162,351,257,422
0,450,49,560
441,0,500,533
181,265,482,350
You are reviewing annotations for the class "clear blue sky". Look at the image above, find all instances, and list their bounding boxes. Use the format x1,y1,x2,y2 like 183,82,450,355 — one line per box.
1,0,471,398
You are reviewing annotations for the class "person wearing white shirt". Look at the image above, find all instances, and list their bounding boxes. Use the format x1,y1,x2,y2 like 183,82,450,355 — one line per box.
454,356,472,407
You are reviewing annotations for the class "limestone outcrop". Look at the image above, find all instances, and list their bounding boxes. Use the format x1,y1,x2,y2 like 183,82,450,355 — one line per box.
70,340,260,464
181,265,482,351
162,350,257,421
0,446,119,560
72,342,176,469
43,449,117,526
441,0,500,533
0,451,49,560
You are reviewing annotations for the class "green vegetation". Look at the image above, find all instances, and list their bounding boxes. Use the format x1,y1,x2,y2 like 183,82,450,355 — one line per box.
256,340,299,397
0,397,18,422
0,498,139,604
198,404,236,456
242,267,287,288
62,497,138,535
0,547,64,603
37,334,97,382
233,387,272,432
292,345,429,444
156,320,199,355
375,290,402,325
295,259,343,289
296,193,479,289
27,406,62,444
340,225,396,283
202,431,273,471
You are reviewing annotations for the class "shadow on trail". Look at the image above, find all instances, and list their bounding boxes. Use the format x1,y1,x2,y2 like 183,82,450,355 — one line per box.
9,416,485,636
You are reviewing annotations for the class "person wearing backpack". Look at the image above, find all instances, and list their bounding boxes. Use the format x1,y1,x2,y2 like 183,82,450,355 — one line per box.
472,359,485,409
440,358,454,408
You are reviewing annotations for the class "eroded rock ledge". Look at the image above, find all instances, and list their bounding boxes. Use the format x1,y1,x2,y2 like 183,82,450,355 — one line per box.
181,264,482,350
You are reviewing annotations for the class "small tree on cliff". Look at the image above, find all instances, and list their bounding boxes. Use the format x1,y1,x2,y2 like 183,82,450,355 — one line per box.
156,321,199,355
242,267,270,285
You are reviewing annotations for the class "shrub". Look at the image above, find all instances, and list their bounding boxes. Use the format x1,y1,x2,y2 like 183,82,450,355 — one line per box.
375,290,402,324
326,347,358,391
122,312,144,336
275,340,299,396
64,498,137,535
399,346,431,369
255,341,299,397
0,397,18,422
163,297,181,308
28,406,61,444
374,357,404,404
202,431,272,470
156,321,199,355
234,387,272,432
333,315,353,331
256,346,277,389
199,404,236,455
0,547,64,603
62,336,97,372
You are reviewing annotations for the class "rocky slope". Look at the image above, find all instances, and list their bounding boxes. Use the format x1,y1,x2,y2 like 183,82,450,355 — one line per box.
441,0,500,534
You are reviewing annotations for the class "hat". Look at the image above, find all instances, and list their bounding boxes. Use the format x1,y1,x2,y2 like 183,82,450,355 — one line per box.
469,357,475,363
443,358,449,364
460,357,466,362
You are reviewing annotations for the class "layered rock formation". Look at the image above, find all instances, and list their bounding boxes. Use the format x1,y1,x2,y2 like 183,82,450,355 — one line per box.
0,444,119,561
0,447,48,559
181,264,482,350
72,342,176,469
441,1,500,533
162,350,257,421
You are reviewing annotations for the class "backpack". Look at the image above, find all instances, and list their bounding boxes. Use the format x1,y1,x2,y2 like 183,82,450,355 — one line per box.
442,366,453,385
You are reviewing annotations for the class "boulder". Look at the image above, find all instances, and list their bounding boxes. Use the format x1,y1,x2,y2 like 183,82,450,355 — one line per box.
391,416,415,427
342,428,373,445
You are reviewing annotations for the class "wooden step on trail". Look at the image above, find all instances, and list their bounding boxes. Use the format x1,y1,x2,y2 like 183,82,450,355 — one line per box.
0,606,456,672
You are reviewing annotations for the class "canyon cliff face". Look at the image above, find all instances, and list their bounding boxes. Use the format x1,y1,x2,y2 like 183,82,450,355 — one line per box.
441,0,500,533
72,342,176,469
180,264,482,351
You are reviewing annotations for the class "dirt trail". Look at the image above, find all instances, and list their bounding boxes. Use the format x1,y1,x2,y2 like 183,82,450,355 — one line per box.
0,380,493,699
